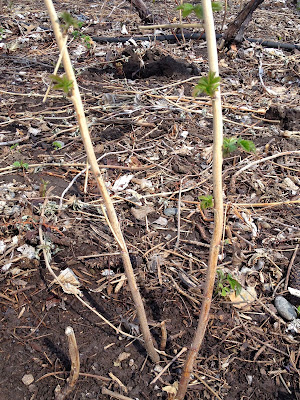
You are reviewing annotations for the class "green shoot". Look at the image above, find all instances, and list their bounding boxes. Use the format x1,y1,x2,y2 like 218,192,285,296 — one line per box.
10,143,19,150
12,160,29,170
199,194,213,210
223,137,238,155
297,305,300,314
39,179,49,197
52,141,63,149
177,2,222,19
72,31,93,49
0,27,6,41
50,74,73,96
82,35,92,49
177,3,195,18
216,270,242,297
223,137,256,156
193,71,220,97
72,30,81,39
60,11,83,33
238,138,256,153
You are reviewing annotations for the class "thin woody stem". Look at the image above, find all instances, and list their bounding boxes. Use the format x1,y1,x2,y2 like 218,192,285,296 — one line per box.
175,0,224,398
43,0,159,364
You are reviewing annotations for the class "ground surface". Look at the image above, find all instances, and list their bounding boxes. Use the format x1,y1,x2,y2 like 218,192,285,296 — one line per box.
0,1,300,399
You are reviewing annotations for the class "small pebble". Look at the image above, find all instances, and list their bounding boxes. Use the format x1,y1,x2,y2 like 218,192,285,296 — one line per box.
152,216,168,226
164,208,178,217
274,296,297,321
22,374,34,386
154,365,163,373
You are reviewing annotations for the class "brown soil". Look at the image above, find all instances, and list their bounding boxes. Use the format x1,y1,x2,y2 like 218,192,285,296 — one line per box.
0,1,300,400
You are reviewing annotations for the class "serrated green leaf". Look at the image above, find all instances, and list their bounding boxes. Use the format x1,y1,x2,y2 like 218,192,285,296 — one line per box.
223,137,238,155
237,138,256,153
50,74,73,95
227,274,242,296
199,194,213,209
234,282,242,296
176,3,194,17
193,4,204,19
217,269,225,281
193,71,220,97
212,2,223,13
13,161,21,168
72,30,80,39
177,2,221,19
221,287,230,297
60,11,82,32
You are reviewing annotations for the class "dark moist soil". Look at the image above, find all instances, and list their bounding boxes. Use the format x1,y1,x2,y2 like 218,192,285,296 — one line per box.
0,1,300,399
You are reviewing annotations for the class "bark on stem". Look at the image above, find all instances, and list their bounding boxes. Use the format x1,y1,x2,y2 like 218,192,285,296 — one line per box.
43,0,159,364
175,0,224,398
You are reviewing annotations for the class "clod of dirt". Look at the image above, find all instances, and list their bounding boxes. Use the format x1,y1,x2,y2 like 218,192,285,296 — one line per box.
115,47,199,79
265,105,300,131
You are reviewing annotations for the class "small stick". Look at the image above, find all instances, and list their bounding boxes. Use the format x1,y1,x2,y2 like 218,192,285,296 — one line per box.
193,372,223,400
83,159,89,194
109,372,128,393
55,326,80,400
231,150,300,191
175,178,183,249
284,244,299,290
102,387,135,400
0,134,30,146
150,346,187,385
231,199,300,208
160,321,167,351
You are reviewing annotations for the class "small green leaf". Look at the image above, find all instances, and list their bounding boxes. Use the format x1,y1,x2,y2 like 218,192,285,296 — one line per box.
52,141,63,149
227,274,242,296
12,160,28,170
193,71,220,97
193,4,204,19
13,161,21,168
237,138,256,153
83,35,92,49
216,269,242,297
217,269,225,281
223,137,238,155
297,305,300,314
177,2,221,19
212,2,223,13
176,3,195,18
221,287,230,297
72,30,81,39
60,11,82,32
50,74,73,96
199,194,213,210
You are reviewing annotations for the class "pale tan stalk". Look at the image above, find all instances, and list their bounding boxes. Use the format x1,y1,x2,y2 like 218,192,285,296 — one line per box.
55,327,80,400
175,0,224,398
43,0,159,364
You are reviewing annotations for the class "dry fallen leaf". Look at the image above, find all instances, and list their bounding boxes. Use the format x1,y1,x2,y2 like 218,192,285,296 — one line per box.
229,286,257,309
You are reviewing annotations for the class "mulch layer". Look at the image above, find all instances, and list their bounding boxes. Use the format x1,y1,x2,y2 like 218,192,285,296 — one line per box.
0,1,300,399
